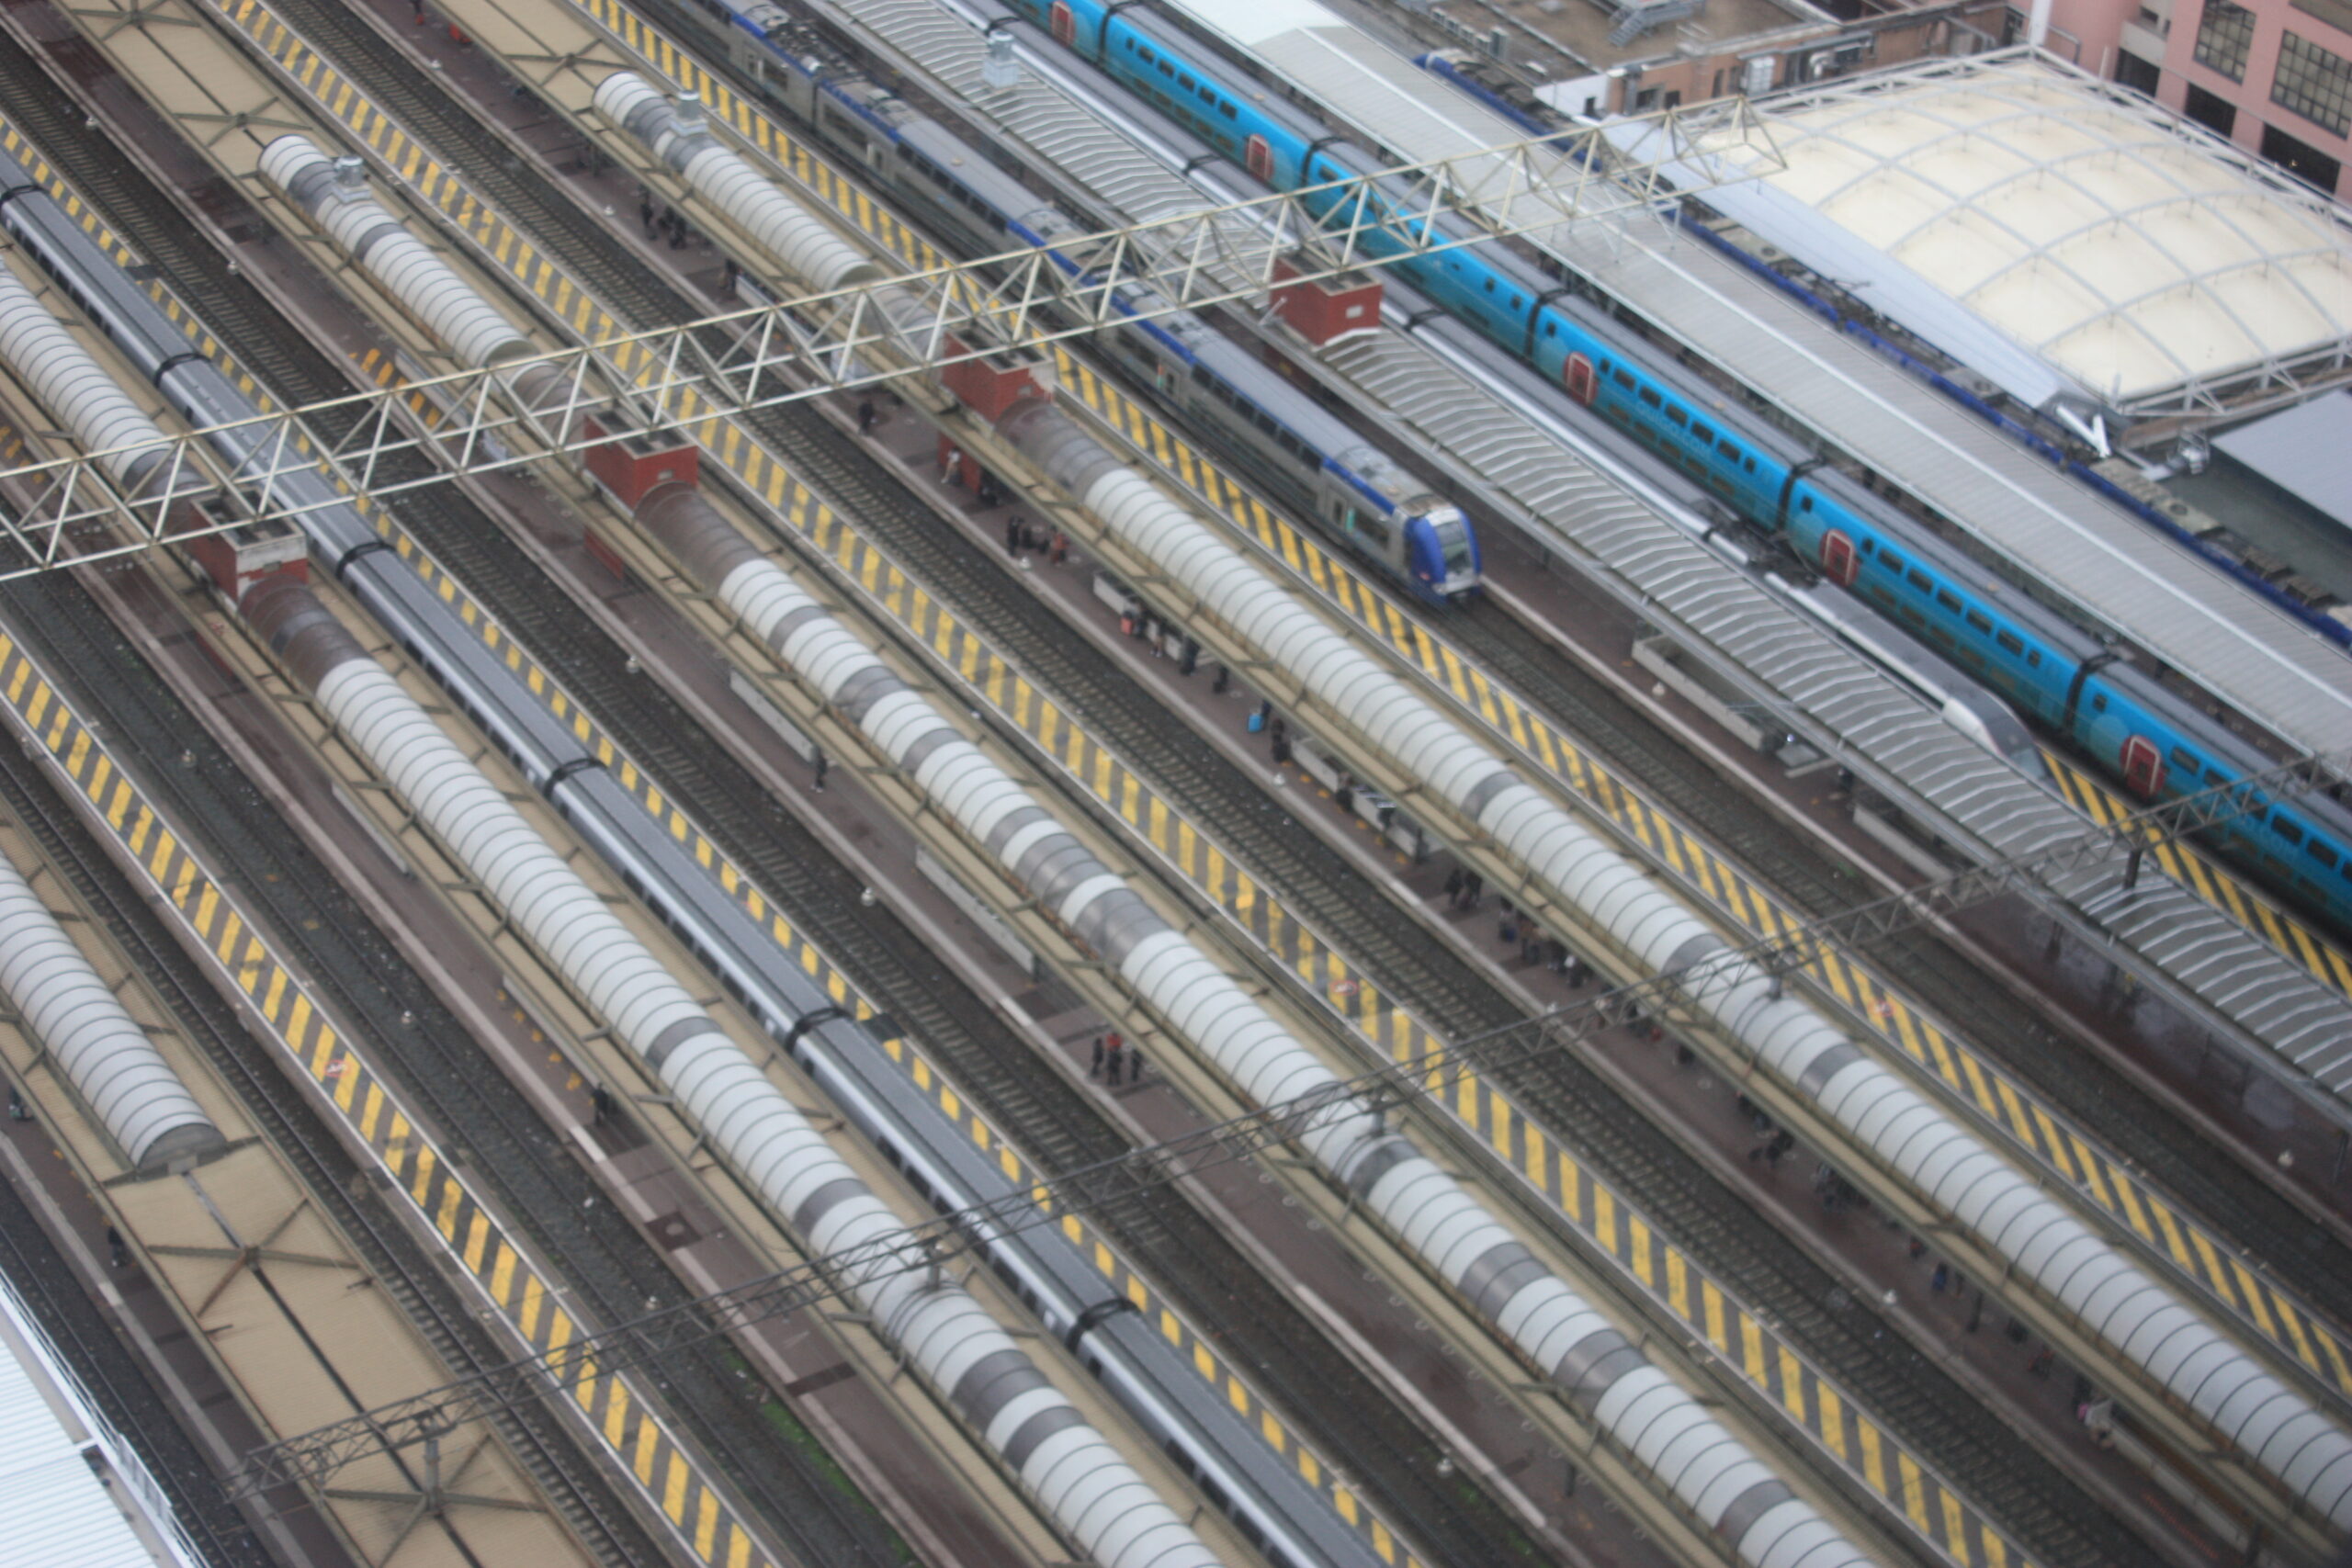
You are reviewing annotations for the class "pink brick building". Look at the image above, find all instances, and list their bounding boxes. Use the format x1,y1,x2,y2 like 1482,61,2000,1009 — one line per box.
2046,0,2352,196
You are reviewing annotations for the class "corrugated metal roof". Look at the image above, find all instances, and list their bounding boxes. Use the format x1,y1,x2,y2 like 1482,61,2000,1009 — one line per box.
1180,6,2352,758
0,1286,167,1568
2212,389,2352,532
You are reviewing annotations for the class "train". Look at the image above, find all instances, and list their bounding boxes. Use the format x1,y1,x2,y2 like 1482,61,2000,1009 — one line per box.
983,0,2352,934
0,136,1352,1568
675,0,1480,601
584,58,2352,1536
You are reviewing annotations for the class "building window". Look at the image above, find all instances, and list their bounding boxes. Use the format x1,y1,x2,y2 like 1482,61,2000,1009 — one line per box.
2290,0,2352,34
2185,81,2238,132
2195,0,2256,80
2262,120,2344,188
2272,32,2352,135
2115,49,2163,94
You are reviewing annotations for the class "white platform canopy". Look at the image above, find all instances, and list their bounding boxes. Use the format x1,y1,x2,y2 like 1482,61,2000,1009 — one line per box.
0,1267,192,1568
1639,50,2352,425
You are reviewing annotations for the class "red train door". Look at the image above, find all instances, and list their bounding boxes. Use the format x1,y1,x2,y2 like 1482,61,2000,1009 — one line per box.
2120,735,2165,798
1563,353,1597,406
1050,1,1074,44
1820,528,1858,587
1246,134,1273,182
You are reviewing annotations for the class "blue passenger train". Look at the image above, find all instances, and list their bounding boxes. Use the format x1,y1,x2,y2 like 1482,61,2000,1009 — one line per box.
686,0,1477,601
992,0,2352,932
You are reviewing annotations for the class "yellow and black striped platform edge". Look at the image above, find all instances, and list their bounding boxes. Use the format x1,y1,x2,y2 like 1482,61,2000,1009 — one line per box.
0,630,775,1568
1044,355,2352,1403
356,345,453,430
2044,751,2352,998
733,468,2045,1568
551,0,2352,1021
405,531,1436,1568
207,4,2346,1538
8,42,1431,1564
198,0,2352,1523
190,16,1452,1553
521,0,2352,1403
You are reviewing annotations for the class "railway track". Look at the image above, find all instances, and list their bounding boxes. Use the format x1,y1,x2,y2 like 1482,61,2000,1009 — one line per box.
192,6,2201,1564
1448,593,2352,1316
0,549,907,1560
764,427,2160,1568
0,11,1560,1563
0,570,662,1568
0,48,926,1532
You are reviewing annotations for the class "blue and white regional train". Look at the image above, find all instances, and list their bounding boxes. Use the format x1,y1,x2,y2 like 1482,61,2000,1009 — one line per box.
680,0,1479,601
957,0,2352,932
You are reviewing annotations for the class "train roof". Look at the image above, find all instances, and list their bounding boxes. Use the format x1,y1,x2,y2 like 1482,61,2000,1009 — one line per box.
1620,50,2352,426
1154,0,1535,168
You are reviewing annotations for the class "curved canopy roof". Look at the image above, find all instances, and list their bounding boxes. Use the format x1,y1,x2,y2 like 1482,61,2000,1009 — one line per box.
1679,51,2352,419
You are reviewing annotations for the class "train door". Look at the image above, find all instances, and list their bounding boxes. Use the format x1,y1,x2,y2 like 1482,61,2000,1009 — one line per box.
1819,528,1858,587
1562,352,1597,405
2120,735,2165,798
1050,1,1074,44
1245,134,1273,183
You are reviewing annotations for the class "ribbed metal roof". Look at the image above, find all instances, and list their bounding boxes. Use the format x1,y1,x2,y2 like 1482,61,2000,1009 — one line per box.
2212,388,2352,532
812,0,2352,1087
0,1285,177,1568
1159,0,2352,759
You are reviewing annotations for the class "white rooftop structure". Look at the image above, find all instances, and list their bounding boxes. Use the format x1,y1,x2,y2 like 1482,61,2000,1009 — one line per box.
1657,50,2352,425
0,1267,193,1568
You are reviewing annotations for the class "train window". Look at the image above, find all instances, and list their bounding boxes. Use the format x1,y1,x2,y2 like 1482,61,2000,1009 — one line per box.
1220,102,1238,118
1179,73,1195,88
1612,367,1634,389
1158,60,1173,75
1666,406,1687,426
2090,694,2107,712
2170,746,2199,771
2308,841,2338,870
2027,649,2041,667
1964,609,1991,634
1996,630,2022,654
1934,588,1960,610
1638,387,1661,408
1743,457,1757,472
1798,495,1813,512
1199,85,1215,100
2276,818,2304,847
1138,44,1153,59
1544,322,1556,337
1717,438,1738,458
1483,277,1496,293
1691,423,1713,445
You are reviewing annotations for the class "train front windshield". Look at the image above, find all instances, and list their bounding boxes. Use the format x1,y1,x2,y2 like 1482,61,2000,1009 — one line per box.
1431,511,1475,586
